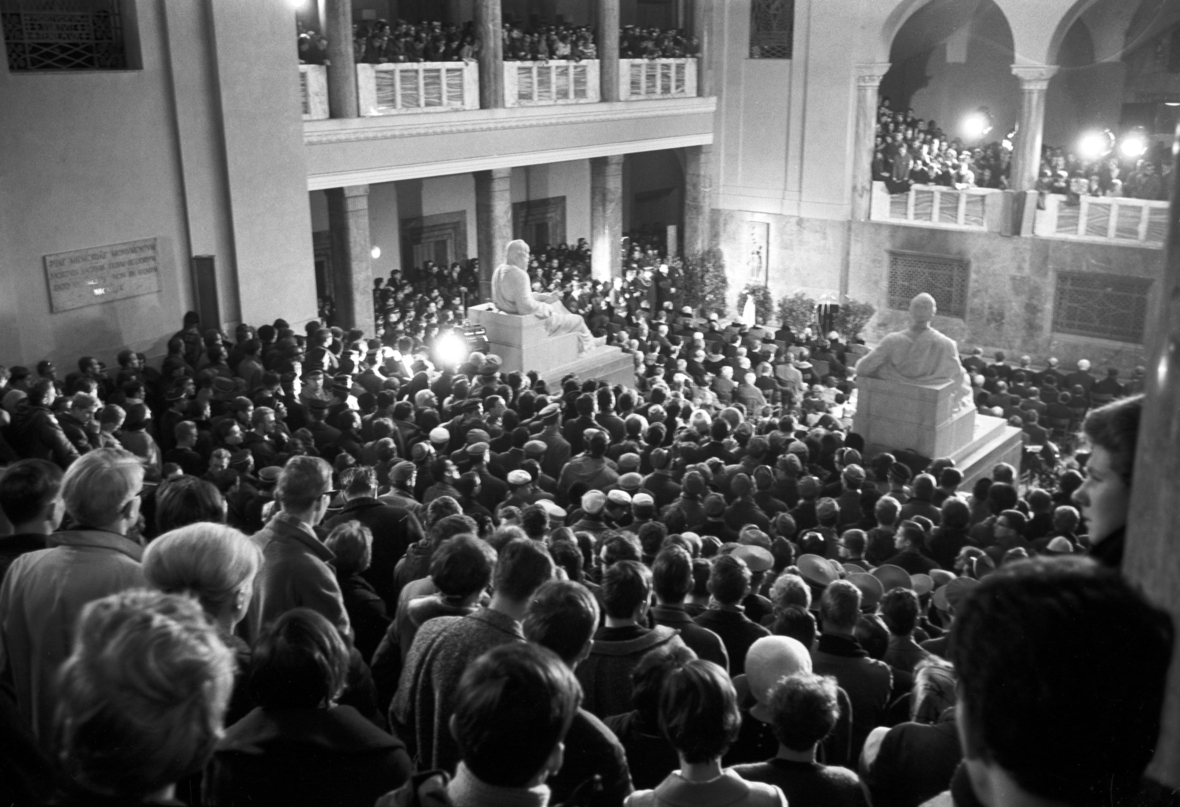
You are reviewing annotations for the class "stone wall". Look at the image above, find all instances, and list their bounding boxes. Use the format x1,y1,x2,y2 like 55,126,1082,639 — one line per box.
714,209,1161,374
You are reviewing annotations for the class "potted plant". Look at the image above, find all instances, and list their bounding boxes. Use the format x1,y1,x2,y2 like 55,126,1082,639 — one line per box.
776,291,818,334
835,299,876,348
677,248,728,319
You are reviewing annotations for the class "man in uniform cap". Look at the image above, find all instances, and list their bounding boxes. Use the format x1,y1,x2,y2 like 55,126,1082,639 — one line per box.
536,403,571,481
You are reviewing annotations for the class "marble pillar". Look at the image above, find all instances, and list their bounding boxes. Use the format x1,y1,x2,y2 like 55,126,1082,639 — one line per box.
324,0,358,118
1125,128,1180,791
476,0,504,109
475,168,513,302
326,185,374,336
684,144,714,258
851,63,891,221
598,0,620,103
1009,65,1058,193
591,154,624,282
692,0,712,97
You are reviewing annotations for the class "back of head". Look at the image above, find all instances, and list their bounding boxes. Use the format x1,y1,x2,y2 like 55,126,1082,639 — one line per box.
767,672,840,751
0,458,62,527
249,608,349,709
819,580,861,632
154,476,226,535
57,590,234,800
880,587,919,636
523,580,600,665
62,447,144,529
276,455,332,513
325,520,373,576
708,554,751,606
949,557,1173,807
143,523,261,618
494,538,555,603
601,559,653,619
659,659,740,762
453,643,581,787
430,533,496,598
652,545,693,603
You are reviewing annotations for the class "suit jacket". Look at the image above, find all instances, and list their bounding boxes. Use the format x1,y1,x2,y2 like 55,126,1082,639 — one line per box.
651,602,730,672
0,529,144,747
247,512,350,644
694,606,771,676
324,497,425,610
812,633,893,761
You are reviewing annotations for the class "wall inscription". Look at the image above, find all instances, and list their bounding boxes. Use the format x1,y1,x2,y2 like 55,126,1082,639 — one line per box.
44,238,161,313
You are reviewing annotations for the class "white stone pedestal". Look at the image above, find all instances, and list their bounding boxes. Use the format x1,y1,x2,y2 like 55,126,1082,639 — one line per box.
853,376,976,459
468,303,635,387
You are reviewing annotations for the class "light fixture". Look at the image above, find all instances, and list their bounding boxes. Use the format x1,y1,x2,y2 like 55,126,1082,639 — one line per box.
961,107,993,142
1077,131,1110,162
433,329,469,369
1119,131,1148,160
370,245,381,259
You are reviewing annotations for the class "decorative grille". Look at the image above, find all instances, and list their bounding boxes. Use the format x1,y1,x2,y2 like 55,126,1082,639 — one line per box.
299,71,310,116
2,0,126,71
750,0,794,59
887,251,969,319
1052,272,1151,344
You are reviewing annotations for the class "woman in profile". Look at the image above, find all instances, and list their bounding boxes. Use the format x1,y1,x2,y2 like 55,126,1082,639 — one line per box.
625,659,787,806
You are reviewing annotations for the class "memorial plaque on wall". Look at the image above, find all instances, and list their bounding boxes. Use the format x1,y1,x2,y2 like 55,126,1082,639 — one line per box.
44,238,161,313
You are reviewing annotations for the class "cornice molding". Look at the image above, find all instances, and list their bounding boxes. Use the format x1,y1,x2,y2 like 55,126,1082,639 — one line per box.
1011,64,1059,88
303,97,718,146
854,62,893,88
306,133,714,190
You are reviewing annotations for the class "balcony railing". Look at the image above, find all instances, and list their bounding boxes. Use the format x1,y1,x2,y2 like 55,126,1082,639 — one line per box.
1033,193,1169,248
357,61,479,116
300,65,329,121
619,58,697,100
870,182,1005,231
504,59,600,107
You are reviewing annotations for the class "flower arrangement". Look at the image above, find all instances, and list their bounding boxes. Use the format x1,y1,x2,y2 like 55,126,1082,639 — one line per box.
736,283,775,326
777,292,818,333
676,248,728,319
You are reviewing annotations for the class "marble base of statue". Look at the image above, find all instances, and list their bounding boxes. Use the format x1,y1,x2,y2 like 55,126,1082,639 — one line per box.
467,303,635,387
853,376,976,460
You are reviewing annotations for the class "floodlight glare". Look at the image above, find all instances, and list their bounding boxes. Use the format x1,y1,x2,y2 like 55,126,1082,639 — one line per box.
1120,134,1148,160
1077,132,1109,162
434,330,469,369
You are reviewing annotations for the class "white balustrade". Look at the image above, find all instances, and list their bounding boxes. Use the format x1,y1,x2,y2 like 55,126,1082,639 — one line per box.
1033,193,1168,248
299,64,329,121
504,59,600,107
618,58,698,100
357,61,479,116
870,182,1002,231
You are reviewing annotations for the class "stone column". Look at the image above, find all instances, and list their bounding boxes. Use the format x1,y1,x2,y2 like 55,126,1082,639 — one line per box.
684,144,714,258
851,63,891,221
692,0,711,97
325,185,374,336
476,0,504,109
323,0,358,118
591,154,624,282
1009,65,1059,192
475,168,513,302
1126,130,1180,791
598,0,620,102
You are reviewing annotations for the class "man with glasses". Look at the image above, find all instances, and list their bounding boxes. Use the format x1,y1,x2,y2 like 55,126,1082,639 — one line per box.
245,456,350,644
0,448,146,748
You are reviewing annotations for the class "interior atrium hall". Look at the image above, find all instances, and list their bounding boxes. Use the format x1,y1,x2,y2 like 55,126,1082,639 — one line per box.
2,0,1180,792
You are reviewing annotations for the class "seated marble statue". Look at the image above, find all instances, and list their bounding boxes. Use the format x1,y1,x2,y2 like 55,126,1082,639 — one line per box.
855,292,973,411
491,239,606,354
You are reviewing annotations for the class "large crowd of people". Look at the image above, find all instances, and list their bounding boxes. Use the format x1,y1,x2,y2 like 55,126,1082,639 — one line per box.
871,97,1172,201
297,19,699,66
0,252,1173,807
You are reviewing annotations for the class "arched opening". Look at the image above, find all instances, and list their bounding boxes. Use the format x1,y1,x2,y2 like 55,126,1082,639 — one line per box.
879,0,1018,146
1043,19,1105,149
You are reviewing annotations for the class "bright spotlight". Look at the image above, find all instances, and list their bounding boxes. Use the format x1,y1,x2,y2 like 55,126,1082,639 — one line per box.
961,107,993,142
1120,134,1148,160
370,245,381,259
433,329,469,369
288,0,307,8
1077,131,1109,162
